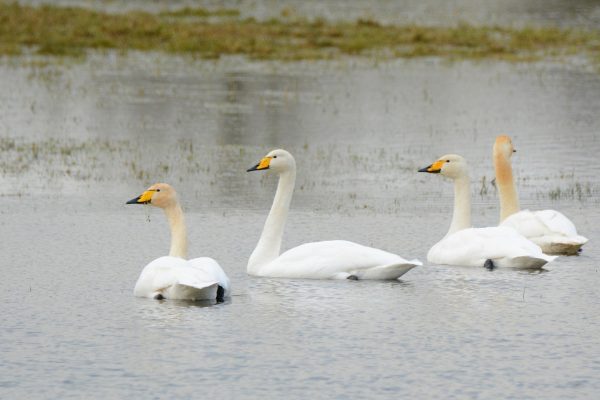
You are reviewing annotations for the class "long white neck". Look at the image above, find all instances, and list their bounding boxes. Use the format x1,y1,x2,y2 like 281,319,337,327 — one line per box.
164,203,188,259
447,175,472,236
247,168,296,274
494,151,520,222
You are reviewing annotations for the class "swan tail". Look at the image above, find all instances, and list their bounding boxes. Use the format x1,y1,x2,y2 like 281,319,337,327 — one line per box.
163,281,220,301
507,255,557,269
539,235,588,255
357,260,421,280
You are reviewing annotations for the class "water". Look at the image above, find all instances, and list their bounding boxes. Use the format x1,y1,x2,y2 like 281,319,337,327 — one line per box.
1,29,600,400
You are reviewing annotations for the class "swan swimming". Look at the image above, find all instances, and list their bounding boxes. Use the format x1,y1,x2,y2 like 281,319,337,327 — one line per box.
246,149,421,280
126,183,230,301
419,154,556,269
494,135,588,255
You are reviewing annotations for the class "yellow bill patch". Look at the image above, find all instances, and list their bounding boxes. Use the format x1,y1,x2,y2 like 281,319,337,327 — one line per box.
137,190,155,203
257,156,272,170
428,160,445,172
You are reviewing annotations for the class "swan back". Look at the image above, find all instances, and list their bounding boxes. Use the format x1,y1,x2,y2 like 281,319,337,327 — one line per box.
501,210,588,254
189,257,231,295
134,256,220,300
428,227,556,269
254,240,421,279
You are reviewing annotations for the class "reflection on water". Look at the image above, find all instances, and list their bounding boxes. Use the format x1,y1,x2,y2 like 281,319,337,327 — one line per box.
1,54,599,210
1,51,599,398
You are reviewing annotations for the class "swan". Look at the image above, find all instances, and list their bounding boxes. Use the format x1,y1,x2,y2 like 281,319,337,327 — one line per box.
418,154,556,269
494,135,588,255
126,183,230,301
245,149,421,280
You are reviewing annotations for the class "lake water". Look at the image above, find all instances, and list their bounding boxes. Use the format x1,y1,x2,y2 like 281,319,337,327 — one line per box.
1,16,600,400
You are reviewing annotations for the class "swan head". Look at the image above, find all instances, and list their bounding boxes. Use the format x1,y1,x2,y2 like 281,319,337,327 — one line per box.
126,183,177,208
418,154,468,179
494,135,517,159
247,149,296,174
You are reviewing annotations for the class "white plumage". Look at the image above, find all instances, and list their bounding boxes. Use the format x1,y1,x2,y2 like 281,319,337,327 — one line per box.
127,183,230,301
428,227,556,269
501,210,588,255
246,149,421,280
419,154,556,269
254,240,421,280
134,256,230,300
493,135,587,255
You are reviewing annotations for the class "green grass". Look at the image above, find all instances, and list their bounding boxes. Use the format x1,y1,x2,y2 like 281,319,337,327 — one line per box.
159,7,240,18
1,2,599,63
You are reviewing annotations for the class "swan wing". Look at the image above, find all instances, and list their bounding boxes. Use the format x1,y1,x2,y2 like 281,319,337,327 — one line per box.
133,256,220,300
428,227,556,269
188,257,231,296
256,240,421,279
501,210,588,254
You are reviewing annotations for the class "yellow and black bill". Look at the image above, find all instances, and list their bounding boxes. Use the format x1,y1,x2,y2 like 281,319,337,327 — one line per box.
126,190,155,205
247,156,272,172
418,160,444,173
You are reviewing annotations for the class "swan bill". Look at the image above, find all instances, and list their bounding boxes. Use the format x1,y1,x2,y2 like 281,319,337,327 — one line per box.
126,190,155,205
418,160,444,173
247,156,271,172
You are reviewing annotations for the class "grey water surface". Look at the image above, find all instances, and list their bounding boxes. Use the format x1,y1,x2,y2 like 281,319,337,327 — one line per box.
1,47,600,400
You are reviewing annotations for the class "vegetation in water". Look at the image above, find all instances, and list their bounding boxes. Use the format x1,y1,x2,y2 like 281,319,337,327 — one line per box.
0,2,599,64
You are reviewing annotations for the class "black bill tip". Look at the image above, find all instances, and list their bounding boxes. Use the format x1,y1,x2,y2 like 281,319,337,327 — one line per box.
126,196,141,204
418,165,440,173
247,163,266,172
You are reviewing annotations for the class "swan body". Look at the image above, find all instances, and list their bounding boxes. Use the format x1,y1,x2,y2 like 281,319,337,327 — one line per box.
419,154,556,269
494,135,588,255
127,183,230,301
252,240,421,280
134,256,227,300
246,149,421,280
501,209,588,255
427,226,554,269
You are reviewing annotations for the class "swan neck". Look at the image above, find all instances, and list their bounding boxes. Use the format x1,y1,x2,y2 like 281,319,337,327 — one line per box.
164,203,188,259
494,151,520,222
448,175,472,236
248,169,296,273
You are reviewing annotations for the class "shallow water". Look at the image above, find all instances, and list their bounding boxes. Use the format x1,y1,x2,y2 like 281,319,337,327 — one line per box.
1,51,600,398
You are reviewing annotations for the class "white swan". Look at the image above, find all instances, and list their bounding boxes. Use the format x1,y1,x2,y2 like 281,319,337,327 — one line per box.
419,154,556,269
126,183,230,301
494,135,588,255
246,149,421,279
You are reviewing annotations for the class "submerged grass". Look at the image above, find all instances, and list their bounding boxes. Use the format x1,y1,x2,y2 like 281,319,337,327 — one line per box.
0,2,599,63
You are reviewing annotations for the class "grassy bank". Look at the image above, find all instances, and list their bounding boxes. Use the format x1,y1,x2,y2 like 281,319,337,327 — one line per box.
1,2,599,63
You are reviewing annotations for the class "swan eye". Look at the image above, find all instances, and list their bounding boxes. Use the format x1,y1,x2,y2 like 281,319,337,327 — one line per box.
273,155,277,159
446,160,450,162
156,189,161,192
